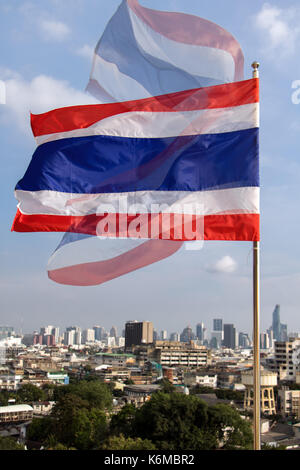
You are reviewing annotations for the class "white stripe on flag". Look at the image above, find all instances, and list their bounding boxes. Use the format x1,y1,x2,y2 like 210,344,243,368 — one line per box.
35,103,258,146
15,187,260,217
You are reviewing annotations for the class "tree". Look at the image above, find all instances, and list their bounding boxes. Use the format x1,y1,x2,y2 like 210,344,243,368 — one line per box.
190,385,214,395
51,393,108,450
52,380,113,411
102,434,156,450
46,443,76,450
27,417,56,444
207,403,253,449
17,384,47,403
159,379,176,394
41,383,57,400
132,392,217,450
110,404,137,437
131,391,252,450
0,436,25,450
215,389,244,402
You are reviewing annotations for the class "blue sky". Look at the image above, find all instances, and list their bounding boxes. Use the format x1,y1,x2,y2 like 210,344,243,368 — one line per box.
1,0,300,337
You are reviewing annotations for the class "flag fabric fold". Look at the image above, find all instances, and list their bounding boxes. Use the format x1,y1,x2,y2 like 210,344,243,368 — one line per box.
87,0,244,101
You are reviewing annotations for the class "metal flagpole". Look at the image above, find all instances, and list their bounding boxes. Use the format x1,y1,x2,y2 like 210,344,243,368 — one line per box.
251,61,260,450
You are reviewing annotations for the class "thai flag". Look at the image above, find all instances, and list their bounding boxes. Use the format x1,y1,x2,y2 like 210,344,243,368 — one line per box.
12,78,259,241
12,1,253,286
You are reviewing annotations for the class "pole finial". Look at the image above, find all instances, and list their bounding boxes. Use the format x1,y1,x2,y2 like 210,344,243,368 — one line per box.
252,61,260,71
251,62,260,79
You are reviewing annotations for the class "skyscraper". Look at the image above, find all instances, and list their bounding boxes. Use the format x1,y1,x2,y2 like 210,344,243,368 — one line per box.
170,332,180,342
82,329,95,344
213,319,223,332
64,326,81,346
93,326,105,341
223,324,237,349
239,332,251,348
271,304,288,341
272,305,281,341
160,330,168,340
110,326,118,338
196,323,205,341
211,318,223,349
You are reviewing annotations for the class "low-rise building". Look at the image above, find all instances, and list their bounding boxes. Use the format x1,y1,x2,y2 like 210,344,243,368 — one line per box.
267,338,300,382
31,401,55,416
0,404,33,423
0,373,22,391
46,371,69,385
152,341,208,368
124,384,160,405
94,352,136,367
278,389,300,418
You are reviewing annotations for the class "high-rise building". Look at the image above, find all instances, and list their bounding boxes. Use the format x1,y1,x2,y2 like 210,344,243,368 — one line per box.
110,326,118,338
239,332,251,348
82,329,95,344
125,321,153,349
213,319,223,332
272,305,281,341
210,331,223,349
160,330,168,340
211,318,223,349
170,332,180,342
64,327,81,346
33,334,43,345
64,330,75,346
43,334,56,346
260,333,270,350
51,327,60,343
40,326,52,335
271,305,288,342
223,324,237,349
93,326,105,341
196,323,205,341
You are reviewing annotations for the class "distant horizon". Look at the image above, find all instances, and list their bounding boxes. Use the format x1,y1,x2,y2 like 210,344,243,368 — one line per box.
2,303,293,339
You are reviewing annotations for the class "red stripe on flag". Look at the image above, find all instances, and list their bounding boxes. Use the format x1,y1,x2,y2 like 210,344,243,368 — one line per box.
127,0,244,80
11,210,260,241
48,238,183,286
31,79,259,137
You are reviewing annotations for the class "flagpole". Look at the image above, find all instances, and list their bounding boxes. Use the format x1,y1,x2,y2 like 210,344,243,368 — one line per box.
252,61,260,451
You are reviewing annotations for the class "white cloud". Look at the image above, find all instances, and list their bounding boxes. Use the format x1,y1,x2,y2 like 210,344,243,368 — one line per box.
39,19,71,42
207,255,238,274
76,44,94,61
254,3,300,56
0,70,98,135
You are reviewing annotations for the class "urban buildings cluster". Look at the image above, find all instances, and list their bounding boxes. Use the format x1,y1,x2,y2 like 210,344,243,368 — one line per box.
1,305,300,449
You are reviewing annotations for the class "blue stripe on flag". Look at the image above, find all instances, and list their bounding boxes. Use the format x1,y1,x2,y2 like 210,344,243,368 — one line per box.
16,128,259,194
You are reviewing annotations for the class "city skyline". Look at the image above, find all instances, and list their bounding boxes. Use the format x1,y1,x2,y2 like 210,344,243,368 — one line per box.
2,302,291,346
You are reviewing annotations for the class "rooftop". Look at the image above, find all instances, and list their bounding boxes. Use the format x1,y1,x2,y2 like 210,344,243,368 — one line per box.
0,404,33,413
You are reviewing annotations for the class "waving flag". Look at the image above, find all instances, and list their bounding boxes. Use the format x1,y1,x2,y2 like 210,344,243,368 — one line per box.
12,1,251,286
87,0,244,101
12,78,259,241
